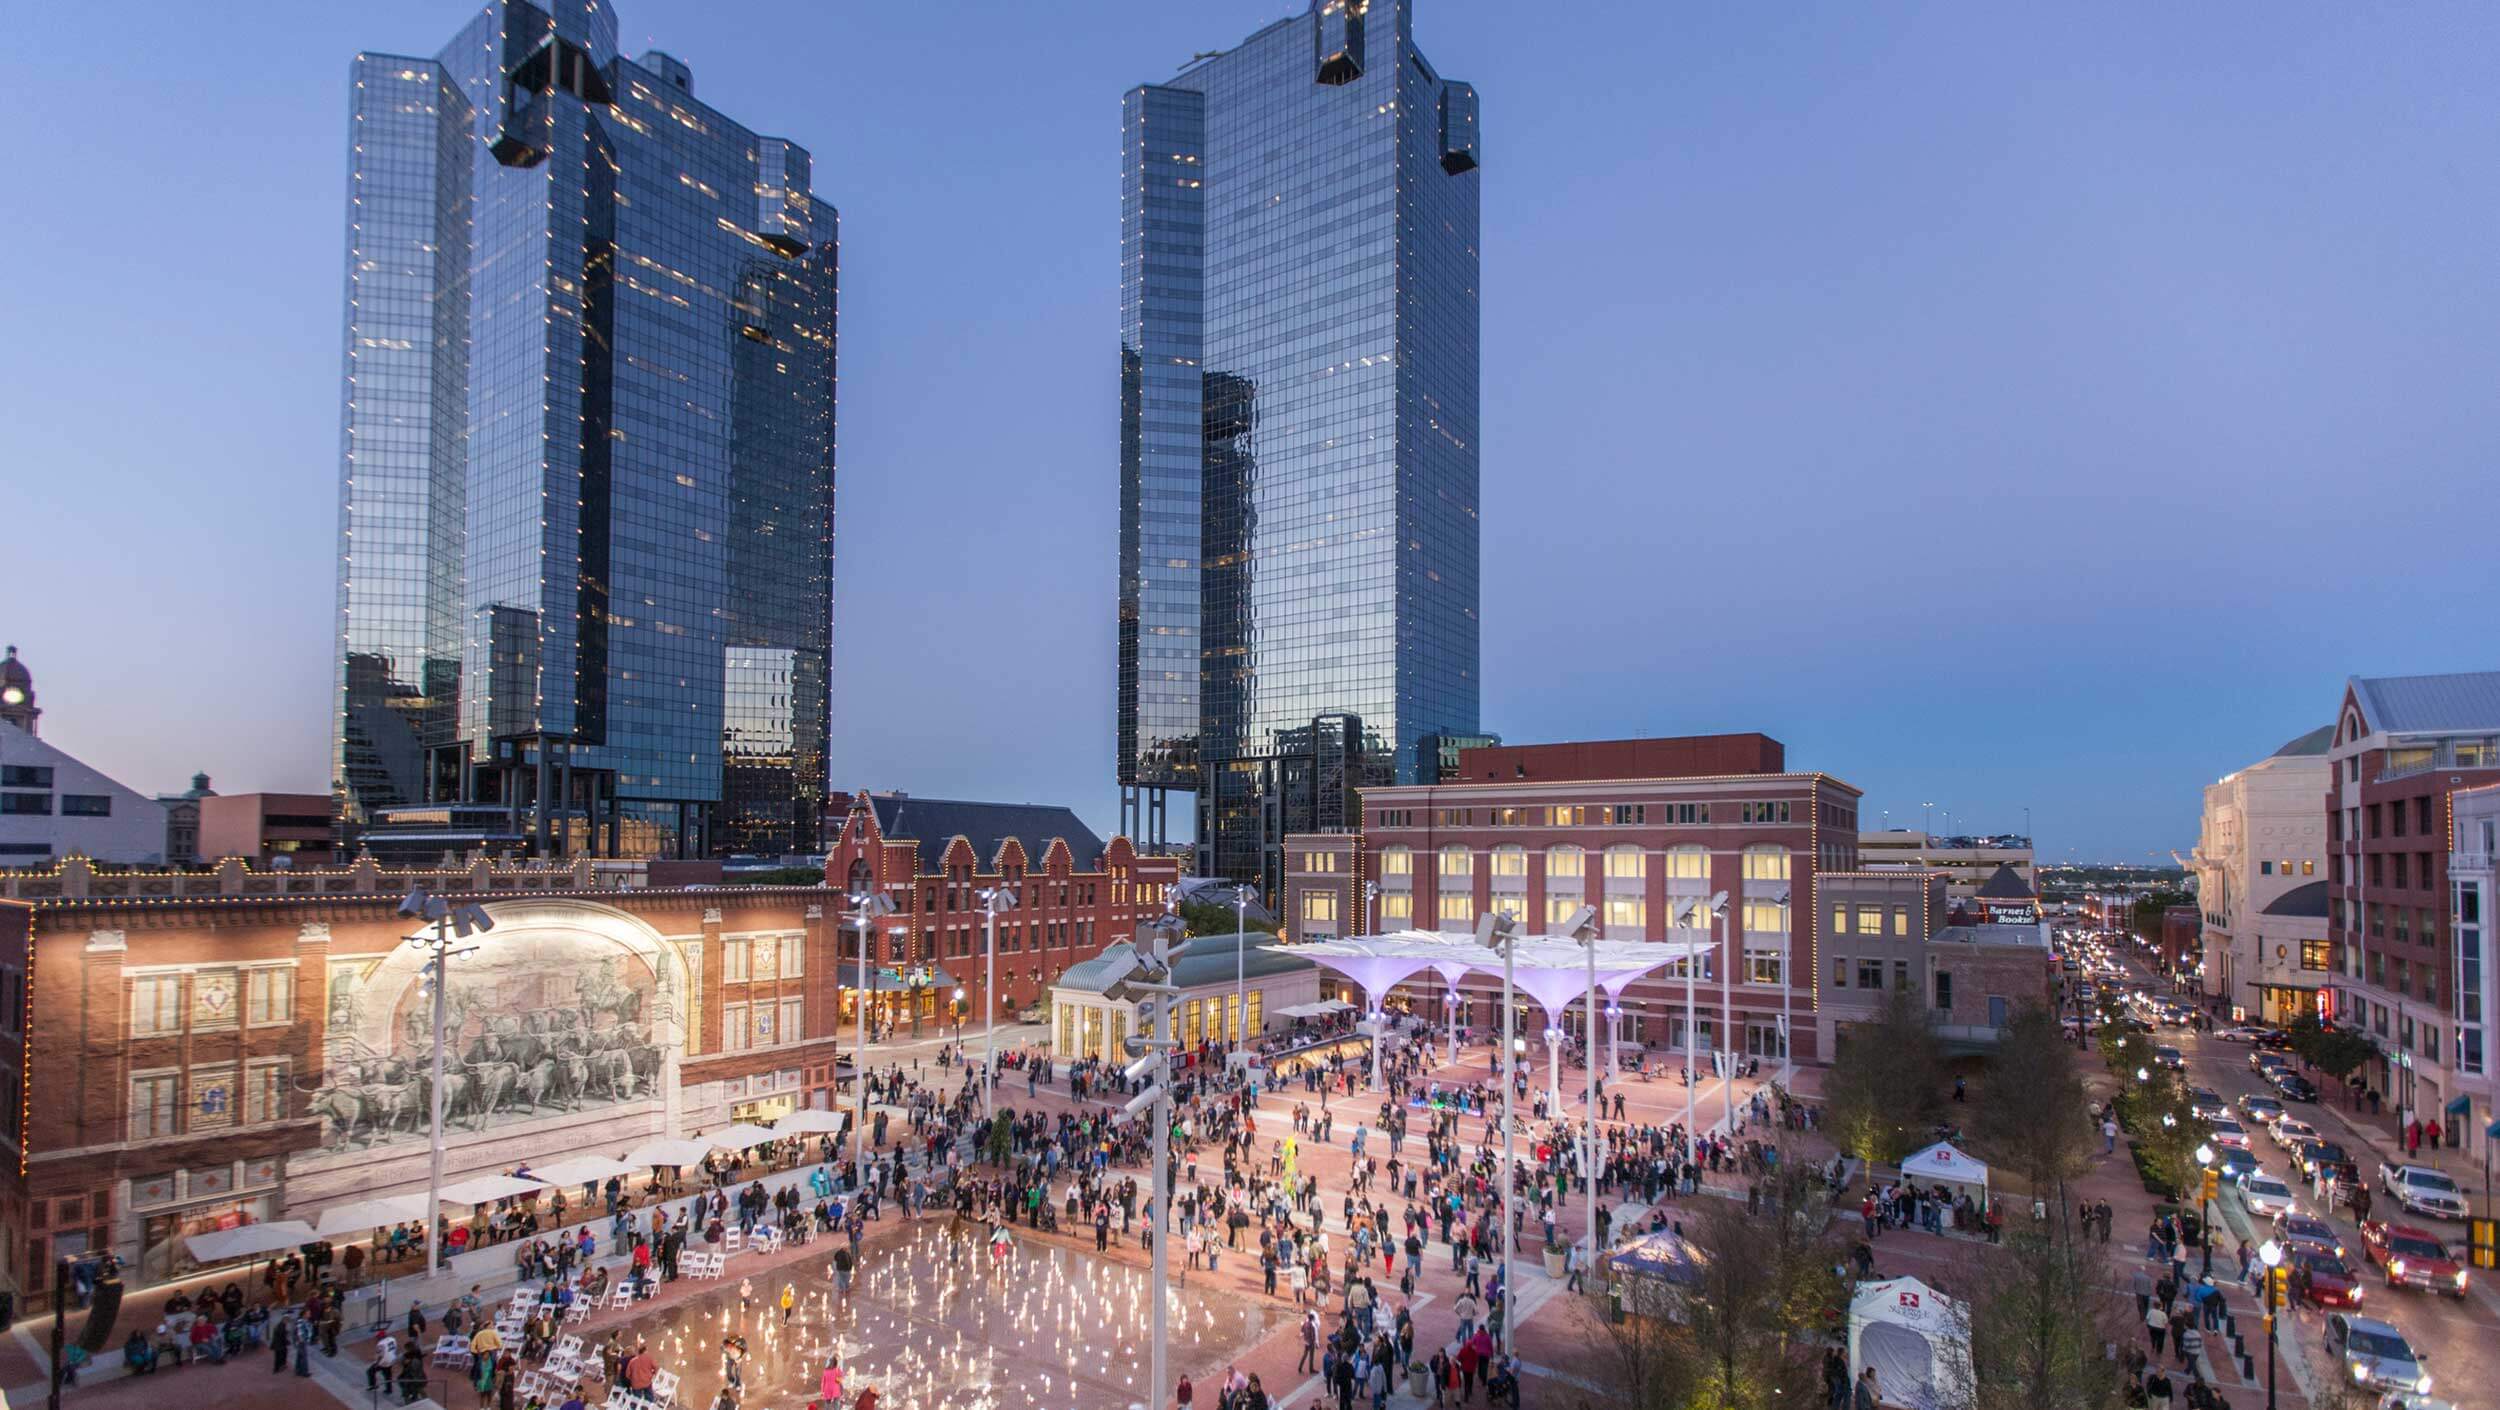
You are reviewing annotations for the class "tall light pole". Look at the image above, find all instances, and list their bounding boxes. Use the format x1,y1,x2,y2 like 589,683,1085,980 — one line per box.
2258,1238,2281,1410
845,889,896,1169
397,886,493,1281
1232,882,1255,1047
1475,911,1520,1347
1681,894,1727,1134
975,886,1017,1120
1116,911,1184,1410
1775,891,1792,1082
2194,1144,2215,1278
1559,905,1602,1273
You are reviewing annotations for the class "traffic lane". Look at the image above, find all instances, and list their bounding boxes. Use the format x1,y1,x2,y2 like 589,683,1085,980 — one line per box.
2175,1023,2500,1401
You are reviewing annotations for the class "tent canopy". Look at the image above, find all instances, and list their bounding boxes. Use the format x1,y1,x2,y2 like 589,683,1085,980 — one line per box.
700,1122,782,1151
437,1174,546,1206
623,1137,713,1169
524,1156,639,1188
184,1220,317,1263
771,1108,849,1135
1847,1277,1973,1410
312,1195,429,1238
1899,1142,1989,1192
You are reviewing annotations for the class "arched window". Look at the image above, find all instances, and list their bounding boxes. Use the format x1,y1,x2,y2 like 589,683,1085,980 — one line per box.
1741,845,1789,882
1490,844,1527,878
1546,844,1585,880
845,858,872,894
1664,844,1708,880
1379,845,1413,877
1603,845,1645,882
1439,845,1472,878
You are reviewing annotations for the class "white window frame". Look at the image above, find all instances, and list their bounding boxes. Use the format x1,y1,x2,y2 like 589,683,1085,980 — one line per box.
779,934,805,978
722,1002,750,1051
131,975,182,1037
723,941,750,984
245,966,295,1027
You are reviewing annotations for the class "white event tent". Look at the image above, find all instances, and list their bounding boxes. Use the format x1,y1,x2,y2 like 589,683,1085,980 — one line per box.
1847,1277,1973,1410
1898,1142,1990,1204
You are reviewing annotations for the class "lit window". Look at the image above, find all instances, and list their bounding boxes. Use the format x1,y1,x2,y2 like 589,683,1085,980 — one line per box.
1438,893,1474,928
1490,845,1527,878
1856,907,1884,935
1546,845,1584,880
1604,846,1645,881
1604,895,1646,934
1664,845,1708,880
1302,891,1339,923
1743,898,1787,932
1381,892,1413,923
1741,845,1790,882
1439,845,1471,878
1380,846,1413,877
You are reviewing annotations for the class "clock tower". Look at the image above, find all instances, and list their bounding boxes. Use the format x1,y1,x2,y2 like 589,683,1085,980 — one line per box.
1,645,37,736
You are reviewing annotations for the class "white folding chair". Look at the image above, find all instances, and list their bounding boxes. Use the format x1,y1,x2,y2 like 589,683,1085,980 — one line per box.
721,1229,743,1254
519,1371,549,1400
553,1334,585,1362
433,1335,470,1367
649,1367,680,1408
607,1284,638,1308
756,1228,783,1254
565,1298,594,1325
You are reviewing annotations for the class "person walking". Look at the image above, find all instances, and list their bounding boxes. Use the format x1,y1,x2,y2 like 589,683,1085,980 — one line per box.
2145,1302,2169,1356
367,1331,400,1392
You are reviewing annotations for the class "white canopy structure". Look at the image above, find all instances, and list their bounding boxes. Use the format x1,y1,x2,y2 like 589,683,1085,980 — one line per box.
1899,1142,1990,1201
436,1174,547,1206
623,1136,714,1168
700,1122,783,1152
525,1155,640,1189
312,1195,430,1239
1292,930,1711,1103
183,1220,317,1263
1847,1277,1972,1410
771,1108,850,1135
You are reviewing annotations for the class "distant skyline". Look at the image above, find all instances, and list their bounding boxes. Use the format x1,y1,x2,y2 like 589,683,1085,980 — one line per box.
2,2,2491,864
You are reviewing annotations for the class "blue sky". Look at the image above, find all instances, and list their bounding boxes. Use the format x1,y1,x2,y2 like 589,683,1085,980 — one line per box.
1,2,2490,863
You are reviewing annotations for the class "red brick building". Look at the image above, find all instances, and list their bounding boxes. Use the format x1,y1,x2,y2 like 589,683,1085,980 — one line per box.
2324,672,2500,1129
822,791,1181,1029
1283,735,1860,1063
0,875,880,1298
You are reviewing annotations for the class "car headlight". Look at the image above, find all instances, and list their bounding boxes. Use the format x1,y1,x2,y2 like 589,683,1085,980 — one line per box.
2389,1259,2406,1276
2418,1372,2431,1393
2349,1361,2370,1381
2455,1270,2469,1287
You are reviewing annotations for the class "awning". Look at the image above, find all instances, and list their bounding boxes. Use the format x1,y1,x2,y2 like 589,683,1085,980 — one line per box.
771,1108,849,1135
436,1175,547,1206
623,1137,714,1169
524,1156,640,1188
700,1122,782,1151
183,1221,318,1263
312,1195,430,1239
2447,1094,2471,1117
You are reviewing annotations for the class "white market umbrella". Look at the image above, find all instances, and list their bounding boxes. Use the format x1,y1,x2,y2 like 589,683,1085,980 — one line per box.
184,1220,317,1263
623,1137,713,1169
525,1156,639,1188
435,1174,547,1206
313,1195,430,1239
771,1109,848,1135
700,1123,781,1152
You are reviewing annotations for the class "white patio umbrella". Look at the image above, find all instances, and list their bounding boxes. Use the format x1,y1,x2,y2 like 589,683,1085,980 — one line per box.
312,1195,430,1239
771,1109,849,1135
435,1174,547,1206
525,1155,640,1188
184,1220,317,1263
700,1122,781,1151
623,1136,713,1169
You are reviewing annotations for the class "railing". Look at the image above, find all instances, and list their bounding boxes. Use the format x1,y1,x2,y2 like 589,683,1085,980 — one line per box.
2453,851,2494,875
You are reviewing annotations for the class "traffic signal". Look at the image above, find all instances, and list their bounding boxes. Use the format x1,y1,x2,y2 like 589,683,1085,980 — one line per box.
2268,1266,2291,1301
2201,1169,2220,1203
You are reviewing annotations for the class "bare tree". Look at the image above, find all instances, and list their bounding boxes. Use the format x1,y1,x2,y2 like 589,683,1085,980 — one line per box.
1824,986,1946,1165
1973,1005,2093,1207
1959,1208,2129,1410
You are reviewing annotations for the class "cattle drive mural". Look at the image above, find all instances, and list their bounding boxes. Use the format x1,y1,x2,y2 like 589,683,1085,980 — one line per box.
308,930,671,1150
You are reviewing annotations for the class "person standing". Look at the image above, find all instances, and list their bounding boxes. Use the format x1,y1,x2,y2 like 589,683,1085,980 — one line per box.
2145,1302,2169,1355
367,1330,400,1391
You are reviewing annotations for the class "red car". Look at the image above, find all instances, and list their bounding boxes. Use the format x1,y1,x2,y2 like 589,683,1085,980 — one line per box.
2358,1220,2470,1298
2288,1248,2366,1309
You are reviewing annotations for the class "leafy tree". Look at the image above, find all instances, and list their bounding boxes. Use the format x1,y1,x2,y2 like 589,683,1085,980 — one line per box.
739,865,825,886
1679,1173,1840,1409
1825,986,1946,1166
2283,1013,2375,1087
1973,1005,2092,1202
2124,1069,2203,1198
984,1111,1014,1165
1178,898,1278,937
1592,1275,1708,1410
1963,1213,2130,1410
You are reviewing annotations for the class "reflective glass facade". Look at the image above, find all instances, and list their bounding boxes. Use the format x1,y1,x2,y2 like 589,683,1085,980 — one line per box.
334,1,835,857
1117,0,1482,889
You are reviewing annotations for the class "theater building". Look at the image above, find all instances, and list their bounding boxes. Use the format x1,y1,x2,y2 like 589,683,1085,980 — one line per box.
1283,734,1860,1064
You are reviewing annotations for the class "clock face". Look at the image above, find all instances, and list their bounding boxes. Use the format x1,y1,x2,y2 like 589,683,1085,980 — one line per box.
0,687,21,706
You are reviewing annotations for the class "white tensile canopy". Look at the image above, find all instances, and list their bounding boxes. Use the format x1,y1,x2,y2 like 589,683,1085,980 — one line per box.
312,1195,430,1238
525,1155,640,1188
623,1136,714,1168
1899,1142,1990,1199
700,1122,783,1151
771,1108,850,1135
183,1220,317,1263
436,1174,547,1206
1847,1277,1973,1410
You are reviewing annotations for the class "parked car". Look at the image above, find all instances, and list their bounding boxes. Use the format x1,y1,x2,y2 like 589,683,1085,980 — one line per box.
2213,1025,2267,1042
2277,1211,2347,1260
2356,1220,2469,1298
2209,1117,2252,1150
2239,1171,2296,1218
2324,1313,2430,1395
2253,1050,2293,1075
2276,1073,2320,1103
2377,1164,2469,1221
2238,1094,2285,1127
2291,1249,2367,1308
2255,1029,2297,1051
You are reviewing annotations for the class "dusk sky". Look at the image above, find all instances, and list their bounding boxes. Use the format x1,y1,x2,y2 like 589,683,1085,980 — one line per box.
3,2,2490,864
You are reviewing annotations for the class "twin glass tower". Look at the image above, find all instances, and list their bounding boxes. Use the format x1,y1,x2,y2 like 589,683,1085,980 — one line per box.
332,0,836,858
1117,0,1485,891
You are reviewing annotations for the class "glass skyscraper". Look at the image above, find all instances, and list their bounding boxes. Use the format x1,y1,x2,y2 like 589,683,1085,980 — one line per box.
1117,0,1483,891
333,0,836,858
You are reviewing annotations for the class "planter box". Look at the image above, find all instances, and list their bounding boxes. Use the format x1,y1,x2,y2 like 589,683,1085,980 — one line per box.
1542,1248,1566,1278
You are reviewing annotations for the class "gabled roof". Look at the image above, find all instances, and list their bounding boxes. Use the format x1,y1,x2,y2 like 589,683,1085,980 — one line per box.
1974,863,2035,900
866,793,1109,872
2260,880,2330,919
2269,725,2334,758
1050,931,1315,996
2349,672,2500,736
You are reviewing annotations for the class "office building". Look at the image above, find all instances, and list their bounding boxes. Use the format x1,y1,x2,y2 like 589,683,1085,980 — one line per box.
1116,0,1484,894
1857,830,2035,903
2444,784,2498,1170
154,773,215,866
197,793,341,868
2187,727,2331,1022
333,0,837,860
2323,671,2500,1137
1283,734,1860,1063
1813,869,2055,1057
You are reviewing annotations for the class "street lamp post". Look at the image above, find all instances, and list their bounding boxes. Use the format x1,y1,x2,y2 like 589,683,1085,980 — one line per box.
1476,911,1521,1349
1233,882,1254,1048
2194,1143,2215,1278
1677,897,1726,1136
1715,898,1736,1131
976,886,1017,1120
2258,1239,2282,1410
1775,892,1792,1082
395,886,494,1281
845,889,896,1170
1559,905,1602,1276
1115,911,1183,1410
